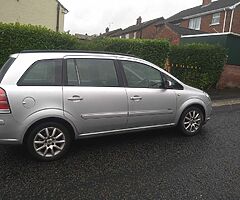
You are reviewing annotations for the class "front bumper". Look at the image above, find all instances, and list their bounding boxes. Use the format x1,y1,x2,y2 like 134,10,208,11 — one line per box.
204,102,212,124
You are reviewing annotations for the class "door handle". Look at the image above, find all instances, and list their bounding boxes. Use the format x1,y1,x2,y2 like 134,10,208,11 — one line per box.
130,96,142,101
67,95,83,101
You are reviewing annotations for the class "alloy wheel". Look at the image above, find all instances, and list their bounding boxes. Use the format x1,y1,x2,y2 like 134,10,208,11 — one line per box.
183,110,202,133
33,127,66,158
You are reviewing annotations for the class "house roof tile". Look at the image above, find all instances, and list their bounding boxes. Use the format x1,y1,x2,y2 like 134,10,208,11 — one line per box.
164,0,240,24
166,23,206,35
102,28,123,37
120,17,165,35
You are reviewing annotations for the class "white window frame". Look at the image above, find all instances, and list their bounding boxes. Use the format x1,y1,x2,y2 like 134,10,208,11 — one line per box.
189,17,201,30
133,32,137,39
211,13,221,25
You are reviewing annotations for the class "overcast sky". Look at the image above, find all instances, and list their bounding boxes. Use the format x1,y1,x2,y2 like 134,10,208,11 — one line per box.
59,0,202,35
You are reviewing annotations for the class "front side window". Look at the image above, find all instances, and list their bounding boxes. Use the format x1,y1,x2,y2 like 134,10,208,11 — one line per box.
18,59,62,86
211,13,220,24
66,59,119,87
121,61,164,89
189,17,201,30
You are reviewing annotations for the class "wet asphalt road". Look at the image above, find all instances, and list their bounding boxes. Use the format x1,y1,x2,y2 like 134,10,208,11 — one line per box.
0,104,240,200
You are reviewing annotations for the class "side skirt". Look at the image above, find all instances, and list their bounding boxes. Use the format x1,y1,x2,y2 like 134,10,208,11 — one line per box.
77,123,176,139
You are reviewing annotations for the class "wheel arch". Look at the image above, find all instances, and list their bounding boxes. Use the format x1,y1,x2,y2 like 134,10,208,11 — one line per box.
175,99,206,125
23,117,76,145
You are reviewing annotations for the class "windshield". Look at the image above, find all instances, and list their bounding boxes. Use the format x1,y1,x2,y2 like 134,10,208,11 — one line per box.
0,57,16,83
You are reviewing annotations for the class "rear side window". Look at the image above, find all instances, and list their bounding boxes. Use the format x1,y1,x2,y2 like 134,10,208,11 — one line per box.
18,59,62,86
0,57,16,83
66,59,119,87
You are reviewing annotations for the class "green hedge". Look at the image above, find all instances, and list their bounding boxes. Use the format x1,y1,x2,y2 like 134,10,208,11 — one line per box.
0,23,227,90
0,23,85,67
86,38,170,68
169,43,227,90
0,23,170,69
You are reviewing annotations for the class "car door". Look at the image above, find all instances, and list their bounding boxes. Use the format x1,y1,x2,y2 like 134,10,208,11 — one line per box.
63,57,128,135
120,60,177,128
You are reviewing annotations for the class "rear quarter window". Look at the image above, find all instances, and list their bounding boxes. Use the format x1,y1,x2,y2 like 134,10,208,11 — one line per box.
0,57,16,83
17,59,63,86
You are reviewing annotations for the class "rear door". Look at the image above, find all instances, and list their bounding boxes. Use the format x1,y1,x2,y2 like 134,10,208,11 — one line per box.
120,60,177,128
63,57,128,135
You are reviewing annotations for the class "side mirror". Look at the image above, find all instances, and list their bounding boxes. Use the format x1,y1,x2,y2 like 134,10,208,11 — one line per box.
164,80,174,89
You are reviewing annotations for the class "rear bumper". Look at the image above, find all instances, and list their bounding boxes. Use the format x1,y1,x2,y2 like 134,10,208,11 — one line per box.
0,114,23,144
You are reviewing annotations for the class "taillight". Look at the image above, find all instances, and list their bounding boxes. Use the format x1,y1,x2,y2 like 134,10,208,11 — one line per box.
0,88,10,113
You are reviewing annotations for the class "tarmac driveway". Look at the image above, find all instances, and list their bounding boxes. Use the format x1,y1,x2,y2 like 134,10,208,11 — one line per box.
0,104,240,200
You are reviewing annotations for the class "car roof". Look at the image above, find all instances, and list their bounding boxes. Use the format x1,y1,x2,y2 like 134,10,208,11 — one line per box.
20,50,137,58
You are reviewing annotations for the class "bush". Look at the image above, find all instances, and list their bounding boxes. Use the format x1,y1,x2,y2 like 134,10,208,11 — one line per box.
0,23,170,69
0,23,85,67
0,23,227,90
87,38,170,68
169,43,227,90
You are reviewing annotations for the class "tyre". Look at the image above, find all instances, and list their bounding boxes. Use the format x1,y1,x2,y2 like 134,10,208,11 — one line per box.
26,122,72,161
179,106,204,136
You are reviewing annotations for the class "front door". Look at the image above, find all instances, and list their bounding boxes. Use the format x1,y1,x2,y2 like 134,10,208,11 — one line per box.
63,58,128,134
120,60,177,128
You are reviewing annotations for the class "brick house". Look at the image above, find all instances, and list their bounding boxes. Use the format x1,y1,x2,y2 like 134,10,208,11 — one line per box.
162,0,240,89
166,0,240,34
155,23,205,45
101,28,123,37
0,0,68,32
104,17,165,39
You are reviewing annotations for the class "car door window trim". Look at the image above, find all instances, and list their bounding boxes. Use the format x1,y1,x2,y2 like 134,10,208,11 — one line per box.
64,58,124,88
119,60,165,89
17,59,63,86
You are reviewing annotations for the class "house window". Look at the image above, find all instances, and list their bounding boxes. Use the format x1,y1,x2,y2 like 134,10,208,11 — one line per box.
133,32,137,39
126,34,130,39
189,17,201,30
211,13,220,25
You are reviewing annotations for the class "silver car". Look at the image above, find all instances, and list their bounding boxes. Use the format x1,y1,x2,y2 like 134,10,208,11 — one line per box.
0,50,212,161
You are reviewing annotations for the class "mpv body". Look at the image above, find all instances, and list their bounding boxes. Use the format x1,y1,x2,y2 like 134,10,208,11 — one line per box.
0,51,212,161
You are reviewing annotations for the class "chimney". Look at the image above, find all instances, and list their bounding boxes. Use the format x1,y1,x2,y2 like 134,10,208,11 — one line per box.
105,27,109,33
202,0,211,6
136,16,142,25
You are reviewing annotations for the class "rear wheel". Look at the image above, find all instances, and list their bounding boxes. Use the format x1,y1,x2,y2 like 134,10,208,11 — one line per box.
179,106,204,136
26,122,71,161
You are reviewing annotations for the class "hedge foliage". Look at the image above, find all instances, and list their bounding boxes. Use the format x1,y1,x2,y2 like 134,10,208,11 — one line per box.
169,44,227,90
0,23,170,68
0,23,227,89
85,38,170,68
0,23,84,67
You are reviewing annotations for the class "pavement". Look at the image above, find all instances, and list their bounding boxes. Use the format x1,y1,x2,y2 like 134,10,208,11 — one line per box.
209,88,240,107
208,88,240,100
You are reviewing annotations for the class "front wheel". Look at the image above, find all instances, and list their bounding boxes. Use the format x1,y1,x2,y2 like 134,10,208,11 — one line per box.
26,122,72,161
179,107,204,136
